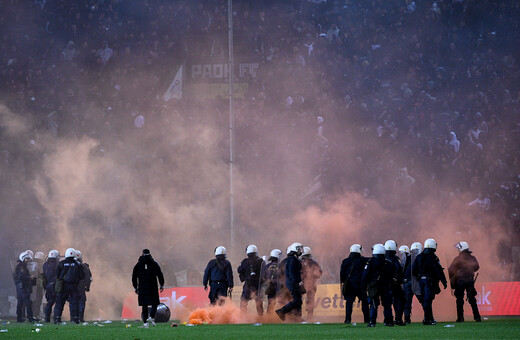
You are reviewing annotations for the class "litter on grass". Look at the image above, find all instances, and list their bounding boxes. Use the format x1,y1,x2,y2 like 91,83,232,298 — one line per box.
444,325,455,327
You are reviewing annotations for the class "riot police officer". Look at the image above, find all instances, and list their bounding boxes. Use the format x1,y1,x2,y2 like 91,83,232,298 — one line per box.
75,250,92,323
410,242,424,306
340,244,369,324
14,251,37,322
399,245,413,324
362,243,395,327
448,241,481,322
412,238,447,325
32,251,45,318
276,242,304,321
203,246,233,305
238,244,264,316
385,240,406,326
262,249,282,314
54,248,85,324
42,250,60,323
301,246,322,320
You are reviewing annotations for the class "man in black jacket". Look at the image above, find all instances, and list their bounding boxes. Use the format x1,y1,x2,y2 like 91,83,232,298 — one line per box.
238,244,264,316
340,244,369,324
276,242,304,321
14,251,37,322
448,241,481,322
385,240,406,326
203,246,234,305
412,238,447,325
54,248,85,324
362,243,395,327
132,249,164,327
75,250,92,323
42,250,60,323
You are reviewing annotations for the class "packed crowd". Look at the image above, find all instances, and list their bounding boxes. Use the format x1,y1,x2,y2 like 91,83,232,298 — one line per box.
1,1,519,270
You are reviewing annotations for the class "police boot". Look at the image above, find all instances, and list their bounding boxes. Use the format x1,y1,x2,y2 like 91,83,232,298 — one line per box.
404,314,411,324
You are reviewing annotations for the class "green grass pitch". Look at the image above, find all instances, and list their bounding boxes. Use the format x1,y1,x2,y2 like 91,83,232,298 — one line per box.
1,319,519,339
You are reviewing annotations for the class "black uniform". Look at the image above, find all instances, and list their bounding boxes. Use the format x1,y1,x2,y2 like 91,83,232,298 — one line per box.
203,255,233,305
340,252,369,323
401,252,415,324
412,248,447,325
77,261,92,322
386,250,406,325
54,257,85,324
13,260,36,322
262,257,281,313
276,254,303,320
131,253,165,323
362,254,395,326
42,257,59,322
448,250,481,322
237,253,264,315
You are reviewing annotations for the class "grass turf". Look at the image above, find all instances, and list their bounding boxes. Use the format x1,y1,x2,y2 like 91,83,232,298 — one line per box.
1,319,519,339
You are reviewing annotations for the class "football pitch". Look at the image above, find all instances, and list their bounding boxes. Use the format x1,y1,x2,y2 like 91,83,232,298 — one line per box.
1,319,519,339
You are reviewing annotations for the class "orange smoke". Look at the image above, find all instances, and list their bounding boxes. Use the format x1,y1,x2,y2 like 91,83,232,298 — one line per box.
188,298,286,325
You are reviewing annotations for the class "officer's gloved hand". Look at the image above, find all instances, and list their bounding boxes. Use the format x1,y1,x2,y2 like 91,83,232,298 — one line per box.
160,286,164,293
204,285,208,291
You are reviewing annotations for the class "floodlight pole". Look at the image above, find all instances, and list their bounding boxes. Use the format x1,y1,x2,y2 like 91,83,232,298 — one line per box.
228,0,235,250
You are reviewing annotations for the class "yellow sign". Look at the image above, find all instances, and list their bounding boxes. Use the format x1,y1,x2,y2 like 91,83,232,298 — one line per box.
186,83,249,99
305,284,362,317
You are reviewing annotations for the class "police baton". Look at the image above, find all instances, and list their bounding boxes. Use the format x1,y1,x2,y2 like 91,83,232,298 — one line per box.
466,273,479,302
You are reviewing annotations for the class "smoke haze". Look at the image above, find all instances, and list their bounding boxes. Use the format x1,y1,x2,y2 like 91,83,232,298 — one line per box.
1,0,517,321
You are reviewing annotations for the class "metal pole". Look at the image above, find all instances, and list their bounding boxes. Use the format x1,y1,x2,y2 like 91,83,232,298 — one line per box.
228,0,235,250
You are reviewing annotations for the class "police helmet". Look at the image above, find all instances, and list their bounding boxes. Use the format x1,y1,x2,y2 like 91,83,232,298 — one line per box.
350,244,363,253
215,246,226,256
411,242,423,252
75,250,82,259
287,242,303,255
455,241,470,252
399,245,410,254
35,251,45,260
48,250,60,259
302,246,312,257
372,244,386,255
65,248,76,258
19,251,32,262
25,250,34,259
246,244,258,255
270,249,282,259
424,238,437,250
384,240,397,251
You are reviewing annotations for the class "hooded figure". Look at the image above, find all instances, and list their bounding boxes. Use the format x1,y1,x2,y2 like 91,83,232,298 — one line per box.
132,249,164,327
448,132,460,153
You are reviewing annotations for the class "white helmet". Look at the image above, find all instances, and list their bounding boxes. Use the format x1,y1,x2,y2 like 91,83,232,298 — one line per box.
287,242,303,255
48,250,60,259
399,245,410,254
350,244,363,253
302,246,312,257
424,238,437,250
372,244,386,255
75,250,82,259
384,240,397,251
246,244,258,255
35,251,45,260
65,248,76,258
26,250,34,259
270,249,282,259
19,251,32,262
215,246,227,256
411,242,423,252
455,241,470,252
